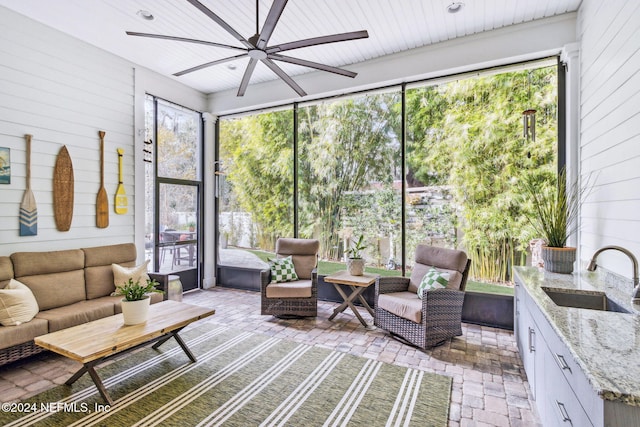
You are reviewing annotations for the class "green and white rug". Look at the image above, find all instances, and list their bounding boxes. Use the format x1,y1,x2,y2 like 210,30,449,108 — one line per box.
0,325,452,427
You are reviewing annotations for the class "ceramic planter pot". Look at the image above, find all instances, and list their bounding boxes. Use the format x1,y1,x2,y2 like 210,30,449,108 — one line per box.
346,258,365,276
121,296,151,325
541,246,576,274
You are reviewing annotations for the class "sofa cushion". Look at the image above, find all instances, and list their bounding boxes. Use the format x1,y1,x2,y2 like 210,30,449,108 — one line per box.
266,280,313,298
83,243,137,267
378,292,422,324
17,270,86,311
35,299,116,332
408,246,467,293
83,243,137,300
11,249,84,277
0,279,39,326
0,256,13,288
275,238,319,280
0,317,48,350
112,261,151,289
269,256,299,283
417,268,450,298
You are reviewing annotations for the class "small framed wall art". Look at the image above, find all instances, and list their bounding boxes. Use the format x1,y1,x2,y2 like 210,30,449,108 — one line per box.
0,147,10,184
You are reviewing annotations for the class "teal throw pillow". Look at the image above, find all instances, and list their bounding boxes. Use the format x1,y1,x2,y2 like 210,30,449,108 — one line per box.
269,256,299,283
417,267,450,298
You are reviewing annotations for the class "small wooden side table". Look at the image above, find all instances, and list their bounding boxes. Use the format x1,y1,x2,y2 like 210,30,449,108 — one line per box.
323,270,378,328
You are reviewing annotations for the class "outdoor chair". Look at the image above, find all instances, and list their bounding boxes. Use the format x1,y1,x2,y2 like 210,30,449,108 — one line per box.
261,238,319,318
374,244,470,349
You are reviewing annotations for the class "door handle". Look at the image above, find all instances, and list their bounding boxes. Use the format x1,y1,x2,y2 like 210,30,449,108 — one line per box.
555,400,572,423
528,327,535,352
554,353,572,373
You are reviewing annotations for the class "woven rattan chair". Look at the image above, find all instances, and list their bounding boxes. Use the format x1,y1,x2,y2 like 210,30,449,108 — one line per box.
374,245,470,349
261,238,319,318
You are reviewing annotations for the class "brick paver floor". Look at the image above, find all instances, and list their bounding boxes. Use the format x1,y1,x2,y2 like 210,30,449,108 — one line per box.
0,287,541,426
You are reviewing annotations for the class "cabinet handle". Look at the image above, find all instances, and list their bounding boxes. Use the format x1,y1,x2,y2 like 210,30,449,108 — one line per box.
555,400,572,423
554,353,572,373
515,297,519,315
528,327,535,352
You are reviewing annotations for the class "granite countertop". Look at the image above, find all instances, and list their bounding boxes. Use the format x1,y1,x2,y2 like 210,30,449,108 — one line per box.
513,266,640,406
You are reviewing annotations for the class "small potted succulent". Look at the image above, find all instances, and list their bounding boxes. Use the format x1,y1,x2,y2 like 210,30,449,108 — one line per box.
346,234,367,276
114,278,163,325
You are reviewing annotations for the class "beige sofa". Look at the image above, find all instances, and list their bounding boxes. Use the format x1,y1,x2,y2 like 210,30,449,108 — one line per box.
0,243,166,366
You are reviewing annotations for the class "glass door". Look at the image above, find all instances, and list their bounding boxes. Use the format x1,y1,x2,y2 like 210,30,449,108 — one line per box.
145,96,203,291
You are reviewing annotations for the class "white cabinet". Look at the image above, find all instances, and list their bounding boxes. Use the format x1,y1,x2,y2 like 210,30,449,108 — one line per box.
514,276,640,427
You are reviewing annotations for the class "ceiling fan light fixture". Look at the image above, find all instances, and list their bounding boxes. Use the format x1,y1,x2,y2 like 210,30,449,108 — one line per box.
248,49,267,60
136,10,155,21
447,2,465,14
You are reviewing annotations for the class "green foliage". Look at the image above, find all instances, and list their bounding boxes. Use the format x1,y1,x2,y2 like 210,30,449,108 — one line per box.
296,92,400,259
521,167,589,247
346,235,368,259
406,67,558,282
219,110,294,248
114,278,163,302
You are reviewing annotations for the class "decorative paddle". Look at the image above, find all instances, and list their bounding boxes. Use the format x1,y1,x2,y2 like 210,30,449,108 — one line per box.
19,134,37,236
53,146,74,231
96,131,109,228
115,148,127,214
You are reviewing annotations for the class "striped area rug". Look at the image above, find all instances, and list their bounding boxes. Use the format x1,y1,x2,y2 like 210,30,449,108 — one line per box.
0,325,452,427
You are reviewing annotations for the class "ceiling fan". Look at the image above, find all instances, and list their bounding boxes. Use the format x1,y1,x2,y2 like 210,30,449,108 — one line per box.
127,0,369,97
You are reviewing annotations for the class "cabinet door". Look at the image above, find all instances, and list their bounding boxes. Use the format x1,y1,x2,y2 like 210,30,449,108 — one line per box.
515,281,537,399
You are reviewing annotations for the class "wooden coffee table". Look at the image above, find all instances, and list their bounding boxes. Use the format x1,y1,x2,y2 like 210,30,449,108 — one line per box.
34,300,215,405
323,271,378,328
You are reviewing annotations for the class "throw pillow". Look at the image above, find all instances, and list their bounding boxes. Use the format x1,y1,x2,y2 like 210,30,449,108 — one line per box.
112,260,151,288
417,267,450,299
0,279,39,326
269,256,299,283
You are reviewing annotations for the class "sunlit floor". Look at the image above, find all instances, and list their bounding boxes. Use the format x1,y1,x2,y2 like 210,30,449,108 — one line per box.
0,286,540,426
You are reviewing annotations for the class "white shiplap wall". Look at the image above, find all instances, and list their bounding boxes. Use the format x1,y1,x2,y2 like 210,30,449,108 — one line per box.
578,0,640,278
0,7,136,255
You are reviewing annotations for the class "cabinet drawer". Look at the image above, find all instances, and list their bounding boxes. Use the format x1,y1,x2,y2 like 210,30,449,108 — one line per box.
543,347,594,427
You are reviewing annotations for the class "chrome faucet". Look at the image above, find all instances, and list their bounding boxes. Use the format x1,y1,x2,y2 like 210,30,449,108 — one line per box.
587,245,640,303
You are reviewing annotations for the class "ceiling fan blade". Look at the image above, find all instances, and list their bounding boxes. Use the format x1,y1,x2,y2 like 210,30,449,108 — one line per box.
186,0,253,49
237,58,259,96
261,58,306,96
266,30,369,54
125,31,245,51
269,54,357,78
174,53,248,76
257,0,288,49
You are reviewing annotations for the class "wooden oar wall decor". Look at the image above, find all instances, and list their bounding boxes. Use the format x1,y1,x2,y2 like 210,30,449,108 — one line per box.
115,148,127,214
19,134,37,236
53,145,74,231
96,131,109,228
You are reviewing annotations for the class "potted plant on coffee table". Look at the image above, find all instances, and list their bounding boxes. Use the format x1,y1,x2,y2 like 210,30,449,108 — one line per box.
523,168,590,274
115,278,163,325
346,234,368,276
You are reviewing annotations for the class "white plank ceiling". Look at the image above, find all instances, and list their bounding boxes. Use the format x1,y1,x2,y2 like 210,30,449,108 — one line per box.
0,0,581,95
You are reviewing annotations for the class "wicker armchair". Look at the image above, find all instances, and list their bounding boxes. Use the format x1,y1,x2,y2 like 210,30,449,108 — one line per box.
374,245,470,349
261,238,319,318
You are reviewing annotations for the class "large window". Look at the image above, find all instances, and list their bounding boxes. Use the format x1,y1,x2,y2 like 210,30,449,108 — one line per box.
217,61,558,293
298,91,402,275
218,109,293,263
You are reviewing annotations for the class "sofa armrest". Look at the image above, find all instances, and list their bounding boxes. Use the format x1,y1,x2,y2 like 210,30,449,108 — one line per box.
148,272,170,301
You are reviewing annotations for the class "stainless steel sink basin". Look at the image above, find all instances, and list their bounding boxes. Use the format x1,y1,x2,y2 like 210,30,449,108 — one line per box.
541,287,630,314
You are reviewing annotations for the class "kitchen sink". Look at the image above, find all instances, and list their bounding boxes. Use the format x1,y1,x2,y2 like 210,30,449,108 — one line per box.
541,287,630,314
